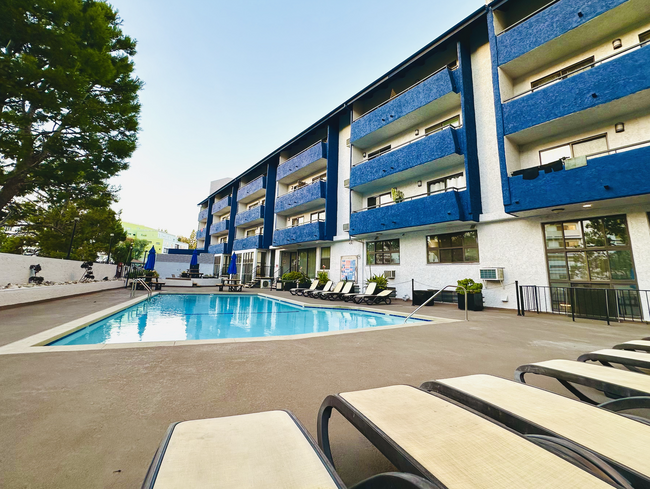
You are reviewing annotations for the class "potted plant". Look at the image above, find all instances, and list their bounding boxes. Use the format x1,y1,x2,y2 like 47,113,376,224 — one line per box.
366,274,388,291
456,278,483,311
281,271,307,291
391,187,404,204
317,271,329,289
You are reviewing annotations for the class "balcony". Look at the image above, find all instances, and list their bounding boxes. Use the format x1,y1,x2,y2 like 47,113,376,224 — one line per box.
349,190,470,236
198,208,208,222
351,67,459,149
349,127,462,192
495,0,628,69
502,44,650,139
272,221,326,247
233,234,263,251
234,205,265,227
208,242,228,255
209,220,229,236
196,228,207,240
505,143,650,214
275,180,326,215
237,176,266,203
277,142,327,183
212,196,232,215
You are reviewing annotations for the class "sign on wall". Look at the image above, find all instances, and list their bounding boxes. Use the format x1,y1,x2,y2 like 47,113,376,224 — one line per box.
340,255,357,282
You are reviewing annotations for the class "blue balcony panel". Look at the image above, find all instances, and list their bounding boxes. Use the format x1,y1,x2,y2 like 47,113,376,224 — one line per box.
208,243,228,255
349,190,471,236
496,0,628,69
198,208,208,222
212,196,232,215
196,228,207,240
272,221,327,247
350,127,463,193
275,180,327,216
351,67,460,149
506,145,650,215
503,45,650,139
237,176,266,203
277,142,327,183
209,219,229,236
234,205,265,227
233,234,264,251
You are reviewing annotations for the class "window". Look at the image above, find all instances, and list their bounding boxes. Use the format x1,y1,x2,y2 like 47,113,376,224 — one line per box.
290,181,307,192
221,215,228,221
539,134,608,165
426,231,478,264
425,115,461,135
218,236,227,244
427,173,466,194
320,247,330,270
310,211,325,222
248,199,264,210
291,216,304,227
639,29,650,44
367,239,400,265
367,145,391,160
246,227,263,237
367,192,393,209
311,173,326,183
531,57,594,89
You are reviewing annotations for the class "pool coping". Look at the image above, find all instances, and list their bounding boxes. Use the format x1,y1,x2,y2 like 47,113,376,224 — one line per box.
0,292,459,355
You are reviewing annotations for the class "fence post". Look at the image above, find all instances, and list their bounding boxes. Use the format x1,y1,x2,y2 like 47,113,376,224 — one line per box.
519,285,525,317
570,287,575,322
515,281,521,316
604,289,610,326
411,279,415,305
534,287,540,314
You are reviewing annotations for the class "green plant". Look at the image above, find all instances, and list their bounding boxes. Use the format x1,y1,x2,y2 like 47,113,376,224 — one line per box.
281,271,306,282
391,187,404,203
145,270,159,278
366,273,388,291
456,278,483,295
317,271,329,286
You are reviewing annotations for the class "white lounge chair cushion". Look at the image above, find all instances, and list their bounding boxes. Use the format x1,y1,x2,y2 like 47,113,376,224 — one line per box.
437,374,650,479
339,385,611,489
615,340,650,351
152,411,340,489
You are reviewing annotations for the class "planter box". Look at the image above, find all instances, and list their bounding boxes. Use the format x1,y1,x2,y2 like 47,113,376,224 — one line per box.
282,281,297,291
457,292,483,311
412,290,435,307
193,278,222,287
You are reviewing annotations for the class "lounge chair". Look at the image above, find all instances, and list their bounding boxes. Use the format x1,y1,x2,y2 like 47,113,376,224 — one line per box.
306,280,332,298
360,289,392,305
318,385,627,489
422,374,650,488
313,281,342,299
613,340,650,353
290,279,318,296
515,359,650,405
347,282,376,303
141,410,438,489
577,349,650,373
321,281,353,301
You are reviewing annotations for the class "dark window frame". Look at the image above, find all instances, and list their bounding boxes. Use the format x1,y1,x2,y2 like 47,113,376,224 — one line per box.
426,231,479,264
538,133,608,166
424,114,461,135
367,145,391,160
639,29,650,44
531,56,595,89
366,239,400,265
427,172,466,194
320,247,331,270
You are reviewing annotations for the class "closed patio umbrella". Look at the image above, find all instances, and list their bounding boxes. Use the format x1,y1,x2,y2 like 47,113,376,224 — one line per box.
190,249,199,267
144,246,156,270
227,252,237,277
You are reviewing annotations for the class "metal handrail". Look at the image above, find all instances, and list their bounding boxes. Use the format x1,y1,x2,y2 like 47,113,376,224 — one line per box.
279,139,326,166
585,139,650,160
504,39,649,103
405,284,468,322
131,278,152,299
495,0,560,36
353,187,465,213
280,218,325,230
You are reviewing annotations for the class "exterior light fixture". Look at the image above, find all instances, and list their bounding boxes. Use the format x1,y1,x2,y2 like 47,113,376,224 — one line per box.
612,38,622,49
551,208,565,213
583,204,592,208
362,152,366,158
615,122,625,133
417,180,422,187
415,129,419,136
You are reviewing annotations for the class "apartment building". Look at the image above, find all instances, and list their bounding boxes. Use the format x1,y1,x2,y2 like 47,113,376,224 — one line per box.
195,0,650,317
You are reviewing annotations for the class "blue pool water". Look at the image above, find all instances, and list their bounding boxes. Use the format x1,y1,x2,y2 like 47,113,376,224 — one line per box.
49,294,423,345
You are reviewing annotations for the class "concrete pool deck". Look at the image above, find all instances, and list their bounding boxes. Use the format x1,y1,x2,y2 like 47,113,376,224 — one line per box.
0,287,648,487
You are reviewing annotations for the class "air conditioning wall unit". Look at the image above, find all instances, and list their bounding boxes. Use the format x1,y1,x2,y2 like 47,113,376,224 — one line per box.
384,270,396,279
260,278,272,288
342,223,349,231
480,267,504,281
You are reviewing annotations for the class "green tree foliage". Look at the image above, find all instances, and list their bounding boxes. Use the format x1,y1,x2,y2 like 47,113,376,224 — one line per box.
130,238,148,261
179,230,196,249
0,0,142,218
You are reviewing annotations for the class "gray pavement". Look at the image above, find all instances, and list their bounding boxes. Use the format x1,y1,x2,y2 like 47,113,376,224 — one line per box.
0,287,648,488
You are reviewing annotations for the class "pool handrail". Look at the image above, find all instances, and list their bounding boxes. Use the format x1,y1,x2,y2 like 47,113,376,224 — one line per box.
405,284,467,322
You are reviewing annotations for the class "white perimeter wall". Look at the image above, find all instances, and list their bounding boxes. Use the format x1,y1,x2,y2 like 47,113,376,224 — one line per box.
155,253,215,279
0,253,118,285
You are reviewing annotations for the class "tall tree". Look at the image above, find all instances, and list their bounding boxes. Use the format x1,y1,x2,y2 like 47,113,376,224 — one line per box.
179,230,196,249
0,0,142,218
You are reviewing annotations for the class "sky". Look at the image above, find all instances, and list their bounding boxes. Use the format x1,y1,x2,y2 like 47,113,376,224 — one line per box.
108,0,484,238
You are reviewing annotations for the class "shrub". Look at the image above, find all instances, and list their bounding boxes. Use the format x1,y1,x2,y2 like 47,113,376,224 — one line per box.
456,278,483,295
282,271,305,282
366,273,388,291
317,271,329,286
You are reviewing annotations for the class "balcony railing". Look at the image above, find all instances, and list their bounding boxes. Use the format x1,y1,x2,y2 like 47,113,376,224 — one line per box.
235,205,265,227
208,242,228,255
196,228,207,240
496,0,559,35
272,220,326,247
212,195,232,215
198,208,209,222
237,175,266,202
275,180,326,215
209,220,229,235
233,234,264,251
352,188,466,213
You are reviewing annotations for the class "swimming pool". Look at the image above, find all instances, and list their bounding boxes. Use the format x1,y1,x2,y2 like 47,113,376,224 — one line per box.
49,294,425,345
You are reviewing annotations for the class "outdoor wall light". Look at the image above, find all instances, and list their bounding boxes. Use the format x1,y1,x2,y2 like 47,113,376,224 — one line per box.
415,129,419,136
362,152,366,158
612,38,623,49
583,204,592,208
551,208,565,213
417,180,422,187
615,122,625,133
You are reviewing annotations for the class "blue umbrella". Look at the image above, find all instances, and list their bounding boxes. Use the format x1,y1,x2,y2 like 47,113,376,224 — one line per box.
227,252,237,276
190,249,199,267
144,246,156,270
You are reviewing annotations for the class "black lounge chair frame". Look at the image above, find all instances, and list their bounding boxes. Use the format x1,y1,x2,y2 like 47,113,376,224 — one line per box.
577,351,650,373
317,388,630,489
614,341,650,353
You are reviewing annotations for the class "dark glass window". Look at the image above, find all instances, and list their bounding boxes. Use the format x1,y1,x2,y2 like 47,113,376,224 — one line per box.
427,231,478,264
320,247,330,270
531,57,594,89
367,239,400,265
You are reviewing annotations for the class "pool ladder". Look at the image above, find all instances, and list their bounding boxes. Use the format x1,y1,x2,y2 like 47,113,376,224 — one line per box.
404,284,468,323
131,278,153,299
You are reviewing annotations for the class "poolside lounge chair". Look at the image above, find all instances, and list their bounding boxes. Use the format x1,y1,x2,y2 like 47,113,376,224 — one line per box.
347,282,376,303
317,385,627,489
515,359,650,405
360,289,392,305
141,410,438,489
321,281,353,301
422,374,650,488
614,340,650,353
577,349,650,373
290,279,318,296
313,281,342,299
306,280,332,298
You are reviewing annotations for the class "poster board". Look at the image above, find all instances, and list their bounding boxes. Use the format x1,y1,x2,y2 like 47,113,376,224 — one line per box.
340,255,357,282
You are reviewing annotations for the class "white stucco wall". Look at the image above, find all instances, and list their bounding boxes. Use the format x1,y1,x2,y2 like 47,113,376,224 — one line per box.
0,253,118,285
0,280,124,308
155,253,215,279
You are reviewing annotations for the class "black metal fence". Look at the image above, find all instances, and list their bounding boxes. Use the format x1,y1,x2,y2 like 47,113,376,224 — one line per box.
517,284,649,324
